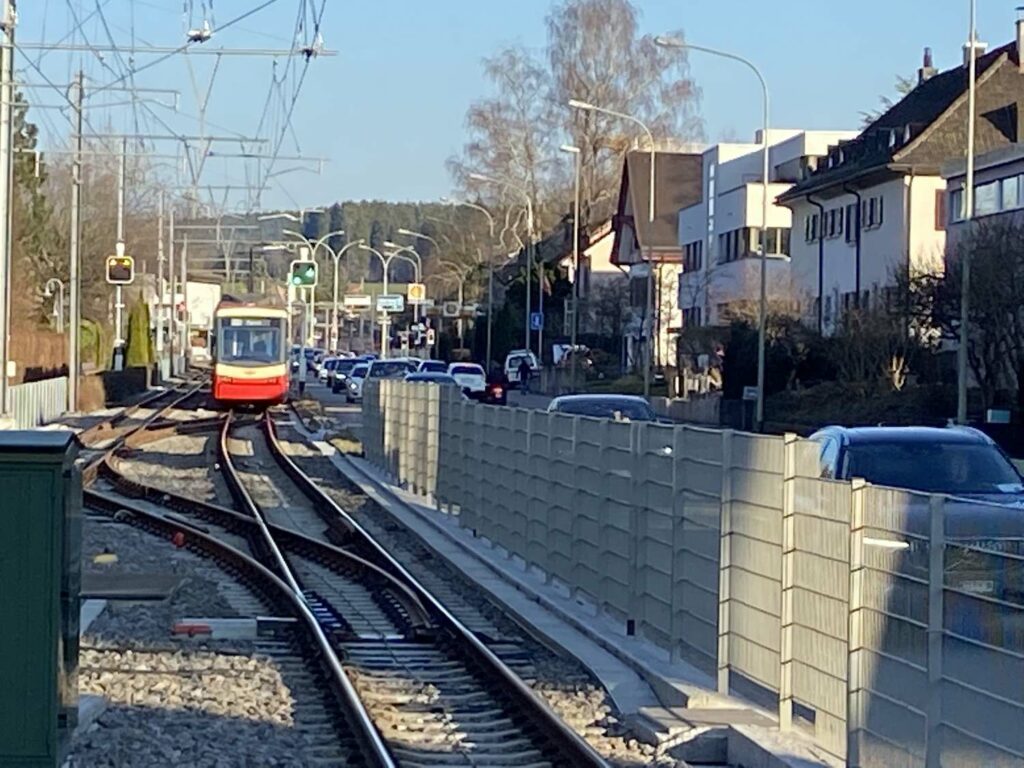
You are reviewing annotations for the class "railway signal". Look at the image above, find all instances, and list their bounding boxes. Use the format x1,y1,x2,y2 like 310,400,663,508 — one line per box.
289,260,318,288
105,254,135,285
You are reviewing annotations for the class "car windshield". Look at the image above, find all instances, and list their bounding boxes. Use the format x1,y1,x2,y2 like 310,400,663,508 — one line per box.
368,361,410,379
845,442,1024,495
508,356,530,368
420,361,448,373
553,398,656,422
451,365,483,376
336,360,357,373
351,366,368,379
217,318,283,365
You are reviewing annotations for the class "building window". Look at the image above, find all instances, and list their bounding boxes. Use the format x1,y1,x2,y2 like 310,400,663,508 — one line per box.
805,213,819,243
950,188,965,223
1002,175,1020,209
683,240,703,272
877,195,884,226
845,202,858,242
827,209,837,237
682,306,702,328
975,180,999,216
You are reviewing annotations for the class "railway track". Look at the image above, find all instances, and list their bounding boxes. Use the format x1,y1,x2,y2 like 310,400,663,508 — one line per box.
84,406,609,767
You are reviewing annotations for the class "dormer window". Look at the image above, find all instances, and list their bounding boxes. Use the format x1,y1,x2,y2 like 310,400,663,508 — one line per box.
889,129,897,148
903,124,912,143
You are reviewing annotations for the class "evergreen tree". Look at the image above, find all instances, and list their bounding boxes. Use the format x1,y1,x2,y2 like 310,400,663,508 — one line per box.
125,301,153,368
327,203,346,254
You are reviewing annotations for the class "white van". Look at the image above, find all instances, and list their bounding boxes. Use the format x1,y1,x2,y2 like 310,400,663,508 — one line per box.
504,349,539,387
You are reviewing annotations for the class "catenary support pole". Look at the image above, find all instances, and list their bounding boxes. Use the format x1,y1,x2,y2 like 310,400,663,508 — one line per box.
68,70,83,411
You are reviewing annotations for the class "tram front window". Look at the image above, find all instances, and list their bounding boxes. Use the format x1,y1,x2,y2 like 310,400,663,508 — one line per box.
218,319,283,365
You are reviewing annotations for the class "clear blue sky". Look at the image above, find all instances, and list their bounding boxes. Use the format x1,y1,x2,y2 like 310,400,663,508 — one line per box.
19,0,1017,209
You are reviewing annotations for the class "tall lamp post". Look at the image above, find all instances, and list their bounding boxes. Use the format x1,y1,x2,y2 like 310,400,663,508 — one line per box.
438,260,472,346
957,0,978,424
655,36,771,430
44,278,66,334
328,239,365,351
468,174,536,357
560,146,582,392
568,99,656,397
383,240,424,322
441,197,498,368
358,243,407,358
282,227,346,349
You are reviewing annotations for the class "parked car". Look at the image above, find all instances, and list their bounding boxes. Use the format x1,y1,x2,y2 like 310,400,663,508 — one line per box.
417,359,449,374
504,349,539,388
808,425,1024,614
344,364,369,403
448,362,487,398
547,394,659,422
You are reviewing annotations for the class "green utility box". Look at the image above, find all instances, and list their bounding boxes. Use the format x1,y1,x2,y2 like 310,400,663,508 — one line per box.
0,432,81,767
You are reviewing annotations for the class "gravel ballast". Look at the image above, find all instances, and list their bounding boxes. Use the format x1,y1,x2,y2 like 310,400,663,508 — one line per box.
69,500,357,766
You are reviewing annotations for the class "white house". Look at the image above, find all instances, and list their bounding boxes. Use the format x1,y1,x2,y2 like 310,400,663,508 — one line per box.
779,32,1024,332
677,129,857,327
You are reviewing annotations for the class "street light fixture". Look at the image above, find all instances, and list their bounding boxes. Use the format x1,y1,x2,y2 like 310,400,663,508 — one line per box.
441,197,499,367
467,173,537,356
569,98,656,397
655,34,771,431
383,241,424,323
357,243,401,358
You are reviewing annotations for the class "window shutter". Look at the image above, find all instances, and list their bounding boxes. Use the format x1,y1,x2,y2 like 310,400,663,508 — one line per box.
935,189,946,230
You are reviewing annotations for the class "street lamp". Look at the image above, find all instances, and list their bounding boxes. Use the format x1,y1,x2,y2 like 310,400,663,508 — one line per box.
560,145,582,392
437,260,472,346
383,240,424,323
357,243,404,358
655,35,771,430
468,173,536,356
569,98,656,397
283,227,346,350
44,278,66,334
441,197,498,367
957,0,979,424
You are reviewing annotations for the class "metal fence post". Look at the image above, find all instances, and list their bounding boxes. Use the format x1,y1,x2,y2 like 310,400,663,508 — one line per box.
670,425,687,662
847,478,867,768
717,429,734,695
779,432,798,730
630,422,648,636
925,493,946,768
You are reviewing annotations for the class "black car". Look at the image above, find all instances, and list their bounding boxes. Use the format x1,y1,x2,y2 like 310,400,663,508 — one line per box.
809,425,1024,615
808,425,1024,499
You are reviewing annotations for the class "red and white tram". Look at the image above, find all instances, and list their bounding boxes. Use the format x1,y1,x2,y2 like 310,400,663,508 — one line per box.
211,298,290,405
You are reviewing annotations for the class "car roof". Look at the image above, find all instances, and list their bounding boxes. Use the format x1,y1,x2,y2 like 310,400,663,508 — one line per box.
812,425,995,447
551,394,649,406
449,362,483,370
406,373,455,381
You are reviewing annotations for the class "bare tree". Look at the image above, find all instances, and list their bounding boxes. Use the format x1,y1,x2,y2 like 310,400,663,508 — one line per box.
548,0,703,224
448,47,559,229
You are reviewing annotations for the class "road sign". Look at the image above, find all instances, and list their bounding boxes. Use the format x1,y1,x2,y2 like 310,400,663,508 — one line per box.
105,254,135,285
376,294,405,313
343,294,372,308
742,386,760,401
407,282,426,304
530,312,544,331
425,328,436,346
442,301,460,318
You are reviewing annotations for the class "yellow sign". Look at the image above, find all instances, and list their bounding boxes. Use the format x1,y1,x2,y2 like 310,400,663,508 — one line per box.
407,282,426,303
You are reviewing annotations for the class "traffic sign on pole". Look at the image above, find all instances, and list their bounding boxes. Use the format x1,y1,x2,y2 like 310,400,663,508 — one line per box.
407,283,426,304
530,312,544,331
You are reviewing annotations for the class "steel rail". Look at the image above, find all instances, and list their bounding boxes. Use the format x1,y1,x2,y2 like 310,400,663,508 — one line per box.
217,410,398,768
264,413,611,767
96,455,433,632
